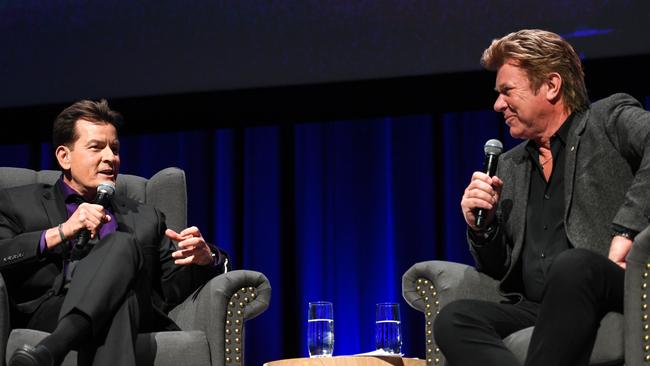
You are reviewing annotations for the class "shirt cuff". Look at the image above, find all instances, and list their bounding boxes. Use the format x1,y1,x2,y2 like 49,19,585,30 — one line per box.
39,231,48,254
611,224,638,240
209,246,230,272
468,222,499,246
211,251,220,267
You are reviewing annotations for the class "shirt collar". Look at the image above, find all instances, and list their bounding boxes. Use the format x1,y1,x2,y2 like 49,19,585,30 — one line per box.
56,177,86,204
526,112,575,154
554,112,575,146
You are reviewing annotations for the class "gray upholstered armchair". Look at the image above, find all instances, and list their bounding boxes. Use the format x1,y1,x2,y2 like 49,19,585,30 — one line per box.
402,225,650,366
0,167,271,366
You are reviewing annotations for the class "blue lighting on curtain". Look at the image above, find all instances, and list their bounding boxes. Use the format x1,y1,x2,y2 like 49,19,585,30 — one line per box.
212,129,238,259
0,145,31,167
561,28,613,39
1,94,648,364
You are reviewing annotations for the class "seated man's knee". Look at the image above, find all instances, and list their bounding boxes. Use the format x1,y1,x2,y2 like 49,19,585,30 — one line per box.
101,232,141,261
546,248,604,288
434,299,481,346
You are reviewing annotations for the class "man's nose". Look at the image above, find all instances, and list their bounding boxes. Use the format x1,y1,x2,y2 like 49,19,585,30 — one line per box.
102,147,116,160
494,94,507,112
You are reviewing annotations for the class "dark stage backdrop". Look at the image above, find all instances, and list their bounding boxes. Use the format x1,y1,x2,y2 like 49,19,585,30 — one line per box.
1,96,648,364
2,1,649,108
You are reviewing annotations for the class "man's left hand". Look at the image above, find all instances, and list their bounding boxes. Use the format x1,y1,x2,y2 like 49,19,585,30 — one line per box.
166,227,214,266
608,235,633,269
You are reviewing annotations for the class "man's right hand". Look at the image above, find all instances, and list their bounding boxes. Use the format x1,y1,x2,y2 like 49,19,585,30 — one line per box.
67,202,111,239
461,172,503,232
47,203,111,249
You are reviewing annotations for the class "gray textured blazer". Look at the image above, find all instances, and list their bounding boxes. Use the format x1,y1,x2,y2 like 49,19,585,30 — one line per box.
469,93,650,298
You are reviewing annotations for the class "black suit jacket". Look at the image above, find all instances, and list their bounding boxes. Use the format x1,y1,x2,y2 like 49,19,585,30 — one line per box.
0,181,221,329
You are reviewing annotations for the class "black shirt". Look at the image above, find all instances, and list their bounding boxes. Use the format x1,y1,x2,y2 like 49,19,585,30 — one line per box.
522,114,574,302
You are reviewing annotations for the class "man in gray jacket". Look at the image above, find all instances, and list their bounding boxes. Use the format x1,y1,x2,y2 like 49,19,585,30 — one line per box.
434,29,650,366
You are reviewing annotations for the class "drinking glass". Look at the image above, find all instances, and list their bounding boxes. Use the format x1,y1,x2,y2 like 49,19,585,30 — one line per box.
375,302,402,354
308,301,334,357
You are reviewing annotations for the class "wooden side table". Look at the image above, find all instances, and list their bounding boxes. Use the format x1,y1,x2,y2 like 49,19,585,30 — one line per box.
264,356,426,366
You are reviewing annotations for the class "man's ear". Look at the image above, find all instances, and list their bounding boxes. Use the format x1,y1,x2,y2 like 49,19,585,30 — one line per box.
545,72,562,102
55,146,71,170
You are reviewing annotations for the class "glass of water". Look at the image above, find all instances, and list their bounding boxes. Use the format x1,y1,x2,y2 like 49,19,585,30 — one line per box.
308,301,334,357
375,302,402,354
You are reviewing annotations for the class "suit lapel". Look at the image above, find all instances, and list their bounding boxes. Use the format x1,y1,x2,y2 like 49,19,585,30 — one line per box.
41,185,67,226
509,148,531,262
40,184,68,257
564,110,588,223
111,195,135,234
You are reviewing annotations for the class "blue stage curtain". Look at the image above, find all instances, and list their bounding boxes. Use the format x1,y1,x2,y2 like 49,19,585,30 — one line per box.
0,95,648,364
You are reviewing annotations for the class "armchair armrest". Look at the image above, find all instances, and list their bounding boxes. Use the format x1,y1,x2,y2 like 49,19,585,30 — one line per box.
402,260,504,366
168,270,271,366
402,260,504,312
624,225,650,366
0,274,9,366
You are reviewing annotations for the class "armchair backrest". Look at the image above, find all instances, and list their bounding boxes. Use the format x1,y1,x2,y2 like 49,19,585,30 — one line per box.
0,167,188,231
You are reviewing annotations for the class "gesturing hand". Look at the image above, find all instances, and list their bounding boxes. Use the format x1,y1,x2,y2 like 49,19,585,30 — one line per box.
166,226,214,266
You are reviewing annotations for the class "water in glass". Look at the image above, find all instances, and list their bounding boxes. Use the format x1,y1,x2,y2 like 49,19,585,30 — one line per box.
375,319,401,354
375,302,401,354
308,301,334,357
308,318,334,357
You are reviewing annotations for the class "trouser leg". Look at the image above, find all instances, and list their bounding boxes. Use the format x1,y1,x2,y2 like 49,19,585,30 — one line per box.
59,231,147,366
524,248,624,366
77,291,140,366
25,295,65,332
434,298,538,366
59,231,144,336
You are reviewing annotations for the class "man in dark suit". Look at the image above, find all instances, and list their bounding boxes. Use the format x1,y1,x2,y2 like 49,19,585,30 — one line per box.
434,30,650,365
0,100,228,366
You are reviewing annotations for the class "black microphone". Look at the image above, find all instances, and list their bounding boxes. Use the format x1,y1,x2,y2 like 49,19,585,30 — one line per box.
75,181,116,249
475,139,503,229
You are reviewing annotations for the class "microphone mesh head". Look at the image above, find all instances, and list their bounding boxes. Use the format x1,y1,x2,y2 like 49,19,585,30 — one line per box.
97,181,116,197
484,139,504,156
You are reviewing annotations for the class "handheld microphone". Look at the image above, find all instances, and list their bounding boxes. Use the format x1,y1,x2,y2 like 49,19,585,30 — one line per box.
76,181,116,249
475,139,503,229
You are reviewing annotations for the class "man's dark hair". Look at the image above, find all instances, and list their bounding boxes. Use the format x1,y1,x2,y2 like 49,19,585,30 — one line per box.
52,99,123,149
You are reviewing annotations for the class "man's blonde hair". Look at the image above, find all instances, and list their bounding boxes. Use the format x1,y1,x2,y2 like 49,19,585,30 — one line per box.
481,29,589,113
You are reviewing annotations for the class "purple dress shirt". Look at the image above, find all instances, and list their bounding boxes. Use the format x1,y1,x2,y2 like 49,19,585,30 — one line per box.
39,178,117,253
39,177,223,268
